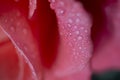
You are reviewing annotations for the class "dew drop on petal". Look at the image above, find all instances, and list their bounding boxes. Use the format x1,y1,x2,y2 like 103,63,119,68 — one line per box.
78,36,82,40
75,30,79,35
80,27,84,30
76,13,81,17
23,28,28,35
68,42,72,47
56,8,65,15
59,1,65,6
4,19,8,23
72,26,78,31
23,45,28,51
16,42,20,46
68,18,73,23
49,0,56,3
85,30,88,33
74,54,78,59
74,26,77,29
60,32,63,35
79,46,82,50
16,22,20,26
73,38,76,41
73,48,75,51
9,18,14,22
10,26,15,32
76,18,80,23
69,33,72,36
60,10,64,14
67,23,72,28
50,3,56,9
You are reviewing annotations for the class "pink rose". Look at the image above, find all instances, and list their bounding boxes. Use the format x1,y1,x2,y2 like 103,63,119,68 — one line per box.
0,0,120,80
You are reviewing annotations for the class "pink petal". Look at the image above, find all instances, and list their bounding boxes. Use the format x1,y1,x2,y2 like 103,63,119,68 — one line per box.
0,10,42,80
45,0,93,79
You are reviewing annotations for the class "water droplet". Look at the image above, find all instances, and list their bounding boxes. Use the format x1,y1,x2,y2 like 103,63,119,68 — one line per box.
56,8,65,15
78,36,82,40
68,42,72,47
60,10,64,14
68,18,73,23
69,33,72,36
73,51,76,55
16,12,21,17
76,18,80,23
73,48,75,51
10,27,15,31
60,32,63,35
74,54,78,59
76,52,80,55
76,13,81,17
75,31,79,35
16,42,20,46
67,23,71,28
80,27,84,30
50,3,56,9
16,22,20,26
4,19,8,23
79,46,82,50
23,28,28,35
11,19,14,22
73,38,76,41
81,50,85,53
74,26,77,29
23,45,28,51
85,30,88,33
49,0,55,3
59,1,65,6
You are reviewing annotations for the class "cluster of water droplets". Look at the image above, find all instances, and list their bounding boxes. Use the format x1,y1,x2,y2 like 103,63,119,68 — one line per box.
49,0,66,16
0,11,28,35
61,6,91,73
48,0,92,75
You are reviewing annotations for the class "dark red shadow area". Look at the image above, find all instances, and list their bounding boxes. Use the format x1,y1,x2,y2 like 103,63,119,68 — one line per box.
75,0,115,51
0,0,28,18
28,0,59,69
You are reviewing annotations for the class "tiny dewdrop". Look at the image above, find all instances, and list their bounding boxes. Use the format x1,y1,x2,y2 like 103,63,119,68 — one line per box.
75,30,80,35
68,18,73,23
77,36,82,40
49,0,56,3
56,8,65,16
10,26,15,32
